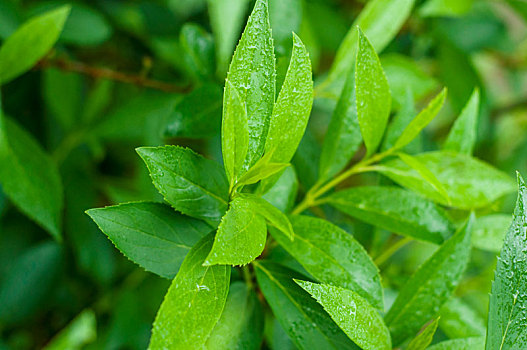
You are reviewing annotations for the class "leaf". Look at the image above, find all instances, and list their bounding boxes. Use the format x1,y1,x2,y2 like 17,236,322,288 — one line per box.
385,215,473,345
381,87,418,152
42,68,83,130
323,0,415,92
204,196,267,266
137,146,229,224
378,151,516,209
271,215,383,309
355,28,391,156
43,310,96,350
261,166,299,213
149,233,231,349
86,202,211,279
0,5,70,84
241,194,294,240
319,65,361,182
443,88,480,155
392,88,447,151
439,297,486,339
407,318,439,350
222,79,249,186
269,0,303,56
0,113,63,240
235,150,289,189
180,23,215,80
420,0,474,17
486,173,527,349
296,280,391,350
327,186,453,244
207,0,250,76
265,33,313,164
206,281,264,350
427,337,485,350
472,214,510,253
253,261,358,350
225,0,275,170
58,4,112,46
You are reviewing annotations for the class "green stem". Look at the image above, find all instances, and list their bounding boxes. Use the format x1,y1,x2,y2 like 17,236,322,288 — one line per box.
374,237,413,266
242,265,254,289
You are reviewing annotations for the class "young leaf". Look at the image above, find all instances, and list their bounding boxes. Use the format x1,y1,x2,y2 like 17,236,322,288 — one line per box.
86,202,211,279
0,6,70,84
241,194,294,240
392,88,447,151
261,166,298,213
225,0,275,170
253,261,358,349
206,281,264,350
486,173,527,349
472,213,510,253
265,33,313,164
43,309,96,350
439,297,486,339
378,151,516,209
327,186,453,244
0,113,63,240
271,215,383,309
319,66,361,182
407,318,439,350
222,79,249,185
137,146,229,224
235,150,289,188
385,215,473,345
296,280,391,350
427,337,485,350
355,28,391,156
443,88,480,155
204,196,267,266
149,233,231,349
381,87,418,151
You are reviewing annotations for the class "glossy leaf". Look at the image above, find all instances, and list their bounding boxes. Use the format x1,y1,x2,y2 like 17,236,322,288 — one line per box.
204,196,267,266
444,88,480,155
355,29,391,156
439,297,486,339
261,166,298,213
0,6,70,84
486,174,527,349
327,186,453,244
265,33,313,164
407,318,439,350
235,150,289,188
296,280,391,350
254,261,358,350
378,151,516,209
472,214,510,253
271,215,383,309
86,202,211,279
149,233,231,349
0,113,63,240
242,194,294,240
225,0,275,170
385,215,473,345
137,146,229,224
206,281,264,350
428,337,485,350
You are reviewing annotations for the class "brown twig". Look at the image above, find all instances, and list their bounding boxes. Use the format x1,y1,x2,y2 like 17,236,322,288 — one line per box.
36,56,191,94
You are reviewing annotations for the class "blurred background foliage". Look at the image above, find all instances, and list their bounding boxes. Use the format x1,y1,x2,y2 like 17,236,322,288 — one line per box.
0,0,526,349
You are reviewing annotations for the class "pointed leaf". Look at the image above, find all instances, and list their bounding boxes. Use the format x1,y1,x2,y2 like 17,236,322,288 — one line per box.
439,297,486,339
242,194,294,240
407,318,439,350
296,280,391,350
236,150,289,188
444,88,480,155
149,233,231,349
472,214,510,253
428,337,484,350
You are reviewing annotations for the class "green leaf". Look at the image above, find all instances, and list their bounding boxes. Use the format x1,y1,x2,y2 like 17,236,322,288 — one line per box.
225,0,275,170
439,297,486,339
137,146,229,224
296,280,391,350
324,0,415,92
472,214,510,253
204,196,267,266
253,261,358,350
407,318,439,350
327,186,453,244
392,88,447,151
180,23,215,80
0,5,70,84
265,33,313,164
420,0,474,17
355,28,391,156
443,88,480,155
0,113,63,240
319,65,361,182
428,337,484,350
271,215,383,309
43,310,96,350
206,281,264,350
222,79,249,186
381,87,418,152
486,173,527,349
378,151,516,209
207,0,250,77
241,194,294,240
261,166,299,213
42,68,83,130
86,202,211,279
269,0,302,56
149,233,231,349
385,215,473,345
235,150,289,189
58,4,112,46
